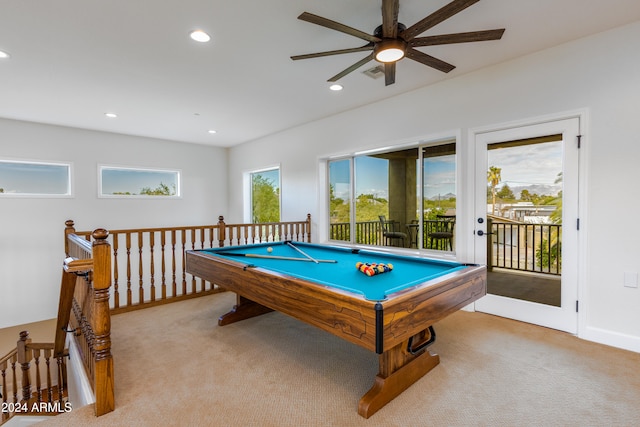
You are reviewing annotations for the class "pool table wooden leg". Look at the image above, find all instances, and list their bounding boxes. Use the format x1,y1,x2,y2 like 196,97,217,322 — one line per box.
218,294,274,326
358,329,440,418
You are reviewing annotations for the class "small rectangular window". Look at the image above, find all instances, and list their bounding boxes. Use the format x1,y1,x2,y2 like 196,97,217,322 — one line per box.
0,160,71,196
99,166,181,198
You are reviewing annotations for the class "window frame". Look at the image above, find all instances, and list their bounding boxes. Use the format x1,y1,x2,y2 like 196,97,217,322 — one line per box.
98,165,182,199
243,165,281,223
0,158,73,198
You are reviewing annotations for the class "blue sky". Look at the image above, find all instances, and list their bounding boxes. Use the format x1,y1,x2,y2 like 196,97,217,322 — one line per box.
488,141,563,194
101,168,179,195
329,141,562,201
0,161,69,194
330,155,456,200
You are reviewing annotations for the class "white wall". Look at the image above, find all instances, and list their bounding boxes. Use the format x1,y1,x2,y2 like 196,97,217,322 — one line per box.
227,21,640,352
0,119,227,328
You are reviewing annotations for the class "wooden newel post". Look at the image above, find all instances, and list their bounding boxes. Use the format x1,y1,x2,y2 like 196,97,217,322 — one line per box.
217,215,226,247
17,331,32,403
64,220,76,257
306,213,312,243
91,228,115,416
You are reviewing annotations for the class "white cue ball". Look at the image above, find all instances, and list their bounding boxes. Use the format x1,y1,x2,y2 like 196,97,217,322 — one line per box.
267,247,273,253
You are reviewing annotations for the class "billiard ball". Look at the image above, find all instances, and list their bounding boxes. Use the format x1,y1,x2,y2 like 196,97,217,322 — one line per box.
267,247,273,253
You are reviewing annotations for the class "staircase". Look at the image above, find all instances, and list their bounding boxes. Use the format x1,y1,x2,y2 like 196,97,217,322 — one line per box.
1,331,69,426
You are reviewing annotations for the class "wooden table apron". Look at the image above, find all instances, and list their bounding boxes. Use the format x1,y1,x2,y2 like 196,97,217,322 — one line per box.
185,249,486,418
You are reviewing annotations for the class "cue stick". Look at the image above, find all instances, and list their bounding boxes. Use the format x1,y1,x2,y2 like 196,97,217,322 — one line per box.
286,241,319,264
220,252,337,263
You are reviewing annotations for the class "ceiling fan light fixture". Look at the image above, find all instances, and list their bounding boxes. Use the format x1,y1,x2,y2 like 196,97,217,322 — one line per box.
374,39,406,63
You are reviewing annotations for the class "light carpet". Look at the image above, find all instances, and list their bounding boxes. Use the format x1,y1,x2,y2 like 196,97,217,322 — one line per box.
40,292,640,426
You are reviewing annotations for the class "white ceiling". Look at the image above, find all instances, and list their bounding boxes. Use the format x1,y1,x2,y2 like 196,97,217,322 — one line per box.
1,0,640,148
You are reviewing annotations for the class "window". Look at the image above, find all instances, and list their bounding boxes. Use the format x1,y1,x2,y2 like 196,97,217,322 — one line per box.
99,166,180,198
0,159,71,196
249,168,280,222
327,140,456,252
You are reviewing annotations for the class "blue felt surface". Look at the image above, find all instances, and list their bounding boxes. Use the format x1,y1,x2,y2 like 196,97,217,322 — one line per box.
200,242,465,301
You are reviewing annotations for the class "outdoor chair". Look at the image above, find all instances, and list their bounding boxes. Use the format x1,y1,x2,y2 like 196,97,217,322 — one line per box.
427,215,455,251
379,215,408,247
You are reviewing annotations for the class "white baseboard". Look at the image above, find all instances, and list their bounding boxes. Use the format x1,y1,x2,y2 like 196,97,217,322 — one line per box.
581,326,640,353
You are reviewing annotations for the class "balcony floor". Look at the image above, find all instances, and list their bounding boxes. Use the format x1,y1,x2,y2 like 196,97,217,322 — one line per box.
487,269,561,307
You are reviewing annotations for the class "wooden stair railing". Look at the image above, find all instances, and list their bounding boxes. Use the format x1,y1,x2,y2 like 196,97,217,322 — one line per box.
1,331,69,425
61,227,115,417
67,214,312,314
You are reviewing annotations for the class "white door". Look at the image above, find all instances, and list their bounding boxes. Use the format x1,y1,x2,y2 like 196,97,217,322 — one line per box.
473,117,581,333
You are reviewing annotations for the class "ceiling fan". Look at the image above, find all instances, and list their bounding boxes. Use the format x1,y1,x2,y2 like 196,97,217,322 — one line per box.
291,0,505,86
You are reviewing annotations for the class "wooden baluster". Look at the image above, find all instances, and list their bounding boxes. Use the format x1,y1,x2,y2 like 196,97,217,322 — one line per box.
112,233,120,309
191,229,197,293
161,231,167,300
138,231,144,304
149,231,156,302
171,230,177,297
1,360,7,404
45,349,53,403
34,350,42,403
17,331,31,403
126,232,132,307
181,230,187,295
11,356,18,403
56,356,64,405
91,228,115,416
217,216,226,247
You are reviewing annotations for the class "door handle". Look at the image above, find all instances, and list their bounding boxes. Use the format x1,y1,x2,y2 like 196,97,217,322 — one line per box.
476,230,495,236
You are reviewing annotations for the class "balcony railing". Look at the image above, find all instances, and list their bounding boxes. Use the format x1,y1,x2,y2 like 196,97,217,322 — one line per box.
329,219,454,250
329,218,561,275
488,219,561,275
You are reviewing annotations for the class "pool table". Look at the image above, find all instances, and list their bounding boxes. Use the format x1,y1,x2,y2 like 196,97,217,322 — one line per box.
185,241,486,418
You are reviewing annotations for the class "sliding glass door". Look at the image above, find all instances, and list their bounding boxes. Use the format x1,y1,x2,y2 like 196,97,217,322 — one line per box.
327,140,456,253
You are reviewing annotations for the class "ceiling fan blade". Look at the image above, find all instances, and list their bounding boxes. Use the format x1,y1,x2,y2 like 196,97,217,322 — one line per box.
405,48,455,73
384,62,396,86
410,29,505,47
381,0,400,38
298,12,380,43
400,0,481,41
328,53,375,82
291,45,373,61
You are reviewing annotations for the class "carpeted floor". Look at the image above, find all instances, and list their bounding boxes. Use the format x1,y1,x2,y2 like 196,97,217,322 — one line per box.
40,292,640,427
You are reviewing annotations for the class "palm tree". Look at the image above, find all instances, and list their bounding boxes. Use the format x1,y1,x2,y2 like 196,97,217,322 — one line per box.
487,166,502,215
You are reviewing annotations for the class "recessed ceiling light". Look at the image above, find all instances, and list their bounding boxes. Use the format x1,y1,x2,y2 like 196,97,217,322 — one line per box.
105,112,117,118
0,50,10,59
208,129,217,134
329,84,343,91
190,30,211,43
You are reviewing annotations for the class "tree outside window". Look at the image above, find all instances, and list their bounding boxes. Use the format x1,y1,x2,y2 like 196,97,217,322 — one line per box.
251,169,280,222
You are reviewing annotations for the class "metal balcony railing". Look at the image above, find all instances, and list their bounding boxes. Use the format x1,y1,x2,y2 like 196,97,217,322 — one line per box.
329,219,561,276
488,220,561,275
